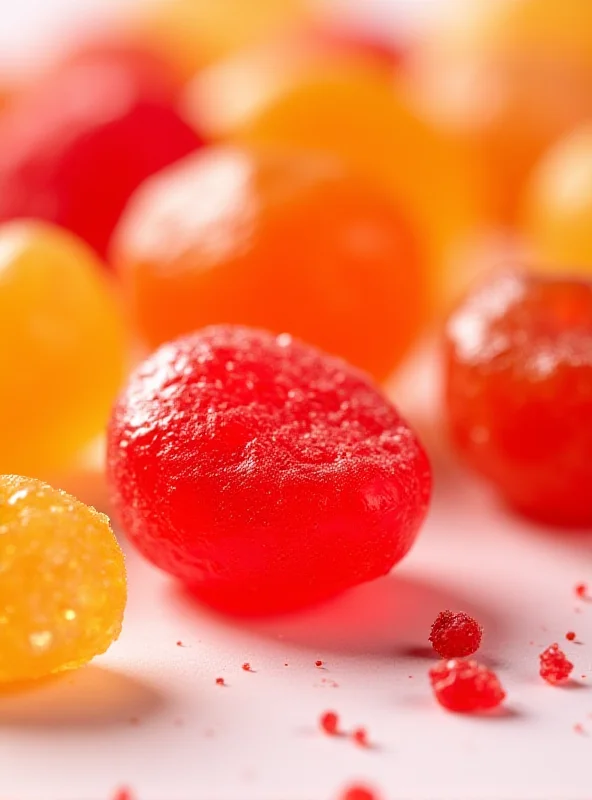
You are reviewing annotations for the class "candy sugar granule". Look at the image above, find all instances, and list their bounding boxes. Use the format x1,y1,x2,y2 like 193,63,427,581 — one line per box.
429,610,483,659
445,269,592,525
540,643,574,684
429,659,506,713
320,711,339,735
0,475,126,683
107,325,431,615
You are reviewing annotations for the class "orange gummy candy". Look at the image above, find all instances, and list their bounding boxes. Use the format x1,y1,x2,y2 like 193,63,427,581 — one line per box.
0,222,124,477
0,475,126,683
113,145,425,382
225,63,479,301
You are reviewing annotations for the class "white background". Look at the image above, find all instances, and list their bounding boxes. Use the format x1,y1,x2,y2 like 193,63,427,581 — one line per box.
0,1,591,799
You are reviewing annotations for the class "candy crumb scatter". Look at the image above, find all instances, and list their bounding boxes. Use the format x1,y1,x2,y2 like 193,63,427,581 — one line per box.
340,785,378,800
352,728,369,747
575,583,589,600
429,610,483,659
242,662,252,671
429,659,506,712
215,677,225,686
566,632,576,641
540,644,574,684
321,677,340,688
320,711,340,735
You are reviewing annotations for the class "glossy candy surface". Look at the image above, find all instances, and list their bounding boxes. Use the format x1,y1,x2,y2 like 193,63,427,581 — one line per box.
107,325,432,615
523,125,592,274
0,58,201,259
429,659,506,713
0,222,124,477
445,270,592,526
112,146,425,382
539,643,574,684
0,475,126,683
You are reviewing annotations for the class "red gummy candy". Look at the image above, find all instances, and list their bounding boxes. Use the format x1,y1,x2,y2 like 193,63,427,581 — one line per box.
540,643,574,684
429,610,483,659
429,659,506,713
107,325,431,615
0,58,201,259
445,269,592,526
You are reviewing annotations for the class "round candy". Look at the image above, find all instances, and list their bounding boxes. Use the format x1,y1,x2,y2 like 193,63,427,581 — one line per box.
0,475,126,683
107,325,432,615
429,610,483,659
410,0,592,225
445,269,592,525
112,145,425,382
224,64,479,299
0,221,124,477
0,56,202,259
522,124,592,274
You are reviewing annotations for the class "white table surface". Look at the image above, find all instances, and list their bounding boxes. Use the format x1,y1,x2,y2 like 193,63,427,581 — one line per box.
0,2,591,799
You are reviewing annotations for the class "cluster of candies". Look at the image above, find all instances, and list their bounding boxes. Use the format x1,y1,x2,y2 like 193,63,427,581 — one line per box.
0,0,590,713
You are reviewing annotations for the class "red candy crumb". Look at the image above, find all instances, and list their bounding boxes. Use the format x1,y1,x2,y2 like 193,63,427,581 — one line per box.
445,270,592,525
320,711,340,735
575,583,589,600
340,785,378,800
176,640,185,647
215,677,225,686
242,662,252,672
566,631,576,641
107,326,431,616
113,789,133,800
352,728,369,747
574,723,586,735
540,644,574,684
429,610,483,659
315,660,324,668
429,659,506,713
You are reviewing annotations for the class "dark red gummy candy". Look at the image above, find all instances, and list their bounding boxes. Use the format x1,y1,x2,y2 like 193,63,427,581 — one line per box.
0,57,201,258
429,610,483,659
445,269,592,526
540,643,574,684
107,325,431,615
429,659,506,713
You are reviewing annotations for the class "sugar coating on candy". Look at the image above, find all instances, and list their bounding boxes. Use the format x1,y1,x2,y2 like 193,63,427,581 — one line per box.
107,325,431,615
540,643,574,684
429,659,506,713
340,785,378,800
445,270,592,525
320,711,339,735
0,475,126,683
429,610,483,659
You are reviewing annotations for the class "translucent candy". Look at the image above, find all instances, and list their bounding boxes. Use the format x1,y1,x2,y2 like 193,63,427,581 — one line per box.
0,475,126,683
